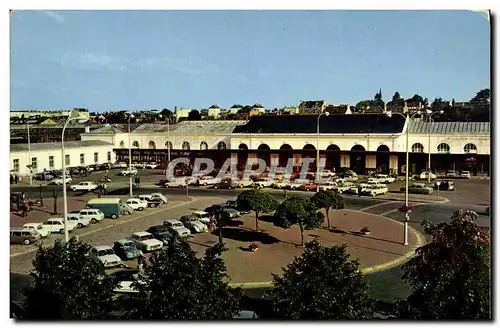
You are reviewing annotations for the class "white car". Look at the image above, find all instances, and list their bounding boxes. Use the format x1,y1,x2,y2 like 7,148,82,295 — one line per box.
163,220,191,237
164,179,187,188
145,163,159,169
89,246,122,268
111,268,145,294
41,218,78,234
318,181,338,191
149,193,168,204
461,171,471,179
332,182,355,194
419,172,437,180
126,198,148,211
115,162,128,168
232,178,254,188
22,223,50,238
70,181,98,192
66,214,91,228
320,169,336,178
120,167,138,176
373,174,395,184
254,177,273,188
273,181,291,189
130,232,163,252
77,209,105,224
51,175,72,185
191,211,211,225
289,179,310,190
198,176,221,186
179,215,208,233
362,184,389,196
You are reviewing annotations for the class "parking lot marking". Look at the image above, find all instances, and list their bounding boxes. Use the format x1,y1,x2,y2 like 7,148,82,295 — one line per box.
359,201,400,212
10,197,196,258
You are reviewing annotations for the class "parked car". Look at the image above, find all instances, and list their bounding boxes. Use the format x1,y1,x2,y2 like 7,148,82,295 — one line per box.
113,239,144,260
332,182,355,194
111,268,144,294
235,178,255,188
272,180,291,189
86,198,122,219
51,175,72,185
130,231,163,252
164,179,187,188
318,181,338,191
145,163,159,169
403,183,434,195
126,198,148,211
70,181,98,192
289,179,310,190
114,162,128,169
10,228,41,245
137,195,162,208
191,210,211,226
89,245,122,268
254,177,273,188
461,171,471,179
233,310,260,320
372,174,395,184
300,183,318,192
445,170,457,177
213,178,235,190
121,203,135,216
120,167,138,176
361,184,388,196
149,193,168,204
179,215,209,233
146,225,173,245
41,218,78,234
419,172,437,180
198,176,221,186
22,223,50,238
163,220,191,237
77,208,105,223
66,214,91,229
435,180,455,191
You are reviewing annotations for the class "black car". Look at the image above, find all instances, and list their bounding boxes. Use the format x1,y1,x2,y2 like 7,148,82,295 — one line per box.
213,179,233,189
435,180,455,191
147,225,172,245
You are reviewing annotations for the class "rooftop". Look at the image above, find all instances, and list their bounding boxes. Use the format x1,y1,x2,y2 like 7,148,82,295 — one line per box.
10,140,114,152
89,125,126,134
234,114,406,134
132,121,247,134
408,120,490,134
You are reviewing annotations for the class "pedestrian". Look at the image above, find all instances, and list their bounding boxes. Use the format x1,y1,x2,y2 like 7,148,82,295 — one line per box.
10,175,13,185
21,204,28,217
137,255,146,272
14,175,19,184
358,185,362,198
136,176,141,188
28,200,33,212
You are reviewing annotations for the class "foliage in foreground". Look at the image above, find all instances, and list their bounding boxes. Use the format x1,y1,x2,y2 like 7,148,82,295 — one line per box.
397,210,491,319
266,240,374,319
237,189,279,230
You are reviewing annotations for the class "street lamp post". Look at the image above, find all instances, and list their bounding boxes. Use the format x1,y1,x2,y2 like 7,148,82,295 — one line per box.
386,110,422,245
159,114,171,164
316,112,330,192
27,121,32,186
425,109,444,183
62,109,82,243
128,113,135,196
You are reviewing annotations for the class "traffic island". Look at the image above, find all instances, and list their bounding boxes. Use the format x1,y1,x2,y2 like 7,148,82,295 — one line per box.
187,209,423,286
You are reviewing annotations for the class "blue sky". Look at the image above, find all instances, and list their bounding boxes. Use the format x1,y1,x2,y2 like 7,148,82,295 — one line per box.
10,10,490,111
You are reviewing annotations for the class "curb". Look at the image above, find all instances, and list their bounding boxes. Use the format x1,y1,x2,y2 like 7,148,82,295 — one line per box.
229,210,426,290
10,197,196,258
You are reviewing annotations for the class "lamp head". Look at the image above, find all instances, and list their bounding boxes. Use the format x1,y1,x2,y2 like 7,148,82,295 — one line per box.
426,109,432,115
416,110,421,115
324,112,330,117
69,109,80,119
439,110,444,114
385,111,393,118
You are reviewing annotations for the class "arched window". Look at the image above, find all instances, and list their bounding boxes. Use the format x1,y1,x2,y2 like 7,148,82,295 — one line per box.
411,143,424,153
119,140,125,148
437,143,450,153
217,141,227,150
165,141,173,150
377,145,390,152
200,141,208,150
280,144,293,150
182,141,190,150
132,141,140,148
326,144,340,151
351,145,365,152
148,141,156,149
464,143,477,154
303,144,316,150
238,143,248,150
258,144,271,150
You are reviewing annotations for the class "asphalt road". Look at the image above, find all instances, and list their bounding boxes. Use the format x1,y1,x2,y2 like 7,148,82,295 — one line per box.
10,173,490,312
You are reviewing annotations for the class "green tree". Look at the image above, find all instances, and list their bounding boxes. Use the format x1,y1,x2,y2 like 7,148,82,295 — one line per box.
266,240,374,319
273,196,323,246
392,91,402,102
374,89,384,107
187,109,201,121
236,189,279,231
407,94,424,104
200,108,209,117
355,100,373,111
470,88,490,106
310,189,345,229
22,240,118,320
397,210,491,319
127,238,242,319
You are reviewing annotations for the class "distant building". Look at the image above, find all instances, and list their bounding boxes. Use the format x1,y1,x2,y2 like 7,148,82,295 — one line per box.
208,105,222,119
324,104,352,115
249,104,265,116
174,107,191,122
282,105,299,115
298,100,327,115
10,108,90,124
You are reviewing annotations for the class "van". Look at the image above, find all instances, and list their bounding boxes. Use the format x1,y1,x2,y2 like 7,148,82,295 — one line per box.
87,198,123,219
10,228,41,245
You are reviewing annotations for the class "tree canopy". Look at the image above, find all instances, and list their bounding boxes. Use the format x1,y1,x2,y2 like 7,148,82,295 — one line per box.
236,189,279,231
126,237,242,319
187,109,202,121
310,190,345,229
266,240,374,319
23,240,118,320
397,209,491,319
470,88,490,106
273,195,324,246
